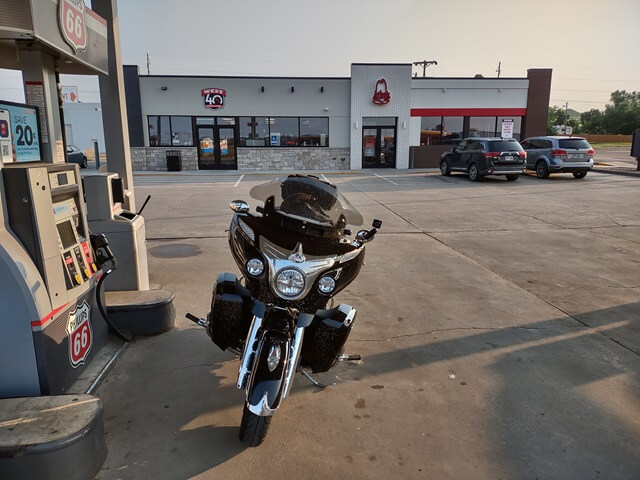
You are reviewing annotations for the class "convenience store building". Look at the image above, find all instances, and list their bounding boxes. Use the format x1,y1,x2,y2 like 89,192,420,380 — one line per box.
123,63,552,171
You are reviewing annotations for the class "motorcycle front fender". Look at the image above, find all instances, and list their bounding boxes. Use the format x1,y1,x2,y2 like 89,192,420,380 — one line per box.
246,330,290,416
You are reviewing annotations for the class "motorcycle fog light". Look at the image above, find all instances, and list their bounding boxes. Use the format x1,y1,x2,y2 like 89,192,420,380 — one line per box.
318,276,336,294
267,344,281,372
276,269,305,297
246,258,264,276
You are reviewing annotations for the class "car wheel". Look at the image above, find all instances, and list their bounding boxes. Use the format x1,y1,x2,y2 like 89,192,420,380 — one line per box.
81,157,87,168
536,161,549,179
440,159,451,176
506,174,519,181
573,171,587,179
468,163,480,182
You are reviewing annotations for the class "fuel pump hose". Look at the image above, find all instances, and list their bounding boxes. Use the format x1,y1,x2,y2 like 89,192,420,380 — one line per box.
96,267,132,343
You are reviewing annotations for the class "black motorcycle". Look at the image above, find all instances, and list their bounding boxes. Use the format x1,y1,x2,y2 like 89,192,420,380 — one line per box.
187,174,381,446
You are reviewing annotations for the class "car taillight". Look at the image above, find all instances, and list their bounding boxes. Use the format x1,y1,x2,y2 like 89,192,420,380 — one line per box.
587,149,595,155
552,149,567,157
484,152,500,159
520,151,527,159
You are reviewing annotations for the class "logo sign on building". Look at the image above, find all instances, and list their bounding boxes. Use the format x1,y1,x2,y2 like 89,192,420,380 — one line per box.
501,118,514,139
372,78,391,105
58,0,88,53
66,300,93,368
61,86,79,104
202,88,226,110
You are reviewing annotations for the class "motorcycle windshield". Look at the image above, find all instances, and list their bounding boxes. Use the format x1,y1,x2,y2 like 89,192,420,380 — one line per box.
249,176,363,227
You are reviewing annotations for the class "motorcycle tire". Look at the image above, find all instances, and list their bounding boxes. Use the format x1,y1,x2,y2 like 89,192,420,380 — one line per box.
239,405,271,447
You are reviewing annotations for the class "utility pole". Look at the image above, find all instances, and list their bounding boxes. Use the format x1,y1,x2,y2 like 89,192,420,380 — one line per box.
565,101,569,135
146,53,151,75
496,61,501,78
413,60,438,77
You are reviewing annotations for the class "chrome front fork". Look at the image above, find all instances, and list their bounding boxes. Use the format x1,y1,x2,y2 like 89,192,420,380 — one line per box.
236,316,305,402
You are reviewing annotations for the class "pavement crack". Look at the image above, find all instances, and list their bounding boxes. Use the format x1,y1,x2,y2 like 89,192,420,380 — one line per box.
351,325,554,342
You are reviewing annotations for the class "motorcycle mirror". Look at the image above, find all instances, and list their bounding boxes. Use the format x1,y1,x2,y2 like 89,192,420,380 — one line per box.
229,200,250,213
356,230,369,242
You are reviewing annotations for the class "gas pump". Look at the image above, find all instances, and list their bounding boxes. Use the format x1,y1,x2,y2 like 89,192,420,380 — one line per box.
0,160,109,397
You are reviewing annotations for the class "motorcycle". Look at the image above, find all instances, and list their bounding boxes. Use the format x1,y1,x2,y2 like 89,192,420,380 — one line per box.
187,174,381,446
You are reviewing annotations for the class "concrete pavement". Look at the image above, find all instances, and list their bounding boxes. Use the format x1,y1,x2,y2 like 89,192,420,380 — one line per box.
95,170,640,480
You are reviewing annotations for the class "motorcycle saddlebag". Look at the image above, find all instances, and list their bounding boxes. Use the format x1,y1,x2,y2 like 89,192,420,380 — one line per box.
207,273,253,351
301,303,356,373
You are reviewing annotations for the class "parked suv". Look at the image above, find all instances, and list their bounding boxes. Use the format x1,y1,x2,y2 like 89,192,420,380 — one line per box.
440,137,526,181
520,136,594,179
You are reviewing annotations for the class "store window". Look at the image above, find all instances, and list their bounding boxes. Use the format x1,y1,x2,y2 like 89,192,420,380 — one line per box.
147,115,193,146
300,117,329,146
469,117,496,138
270,117,299,146
170,116,193,146
420,117,443,145
239,116,269,147
440,117,463,144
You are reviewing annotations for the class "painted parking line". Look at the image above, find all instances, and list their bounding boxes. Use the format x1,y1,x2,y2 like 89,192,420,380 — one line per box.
373,172,399,185
233,175,245,187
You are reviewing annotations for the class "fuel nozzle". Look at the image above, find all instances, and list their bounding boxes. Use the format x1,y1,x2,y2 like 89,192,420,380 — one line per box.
90,233,116,270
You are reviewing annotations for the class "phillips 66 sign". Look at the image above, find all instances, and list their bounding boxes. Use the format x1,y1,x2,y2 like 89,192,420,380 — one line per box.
59,0,88,53
66,301,93,368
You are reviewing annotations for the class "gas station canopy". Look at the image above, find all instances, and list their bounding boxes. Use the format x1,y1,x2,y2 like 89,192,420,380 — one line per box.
0,0,107,75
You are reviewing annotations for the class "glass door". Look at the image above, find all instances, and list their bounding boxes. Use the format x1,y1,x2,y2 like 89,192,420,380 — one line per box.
362,126,396,168
218,127,236,169
196,121,238,170
197,127,215,170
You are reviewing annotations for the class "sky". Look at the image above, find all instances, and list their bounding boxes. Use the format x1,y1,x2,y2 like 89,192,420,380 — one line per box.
1,0,639,113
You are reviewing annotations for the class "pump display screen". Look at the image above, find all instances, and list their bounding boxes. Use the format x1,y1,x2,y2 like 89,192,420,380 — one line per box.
57,220,76,249
57,173,68,186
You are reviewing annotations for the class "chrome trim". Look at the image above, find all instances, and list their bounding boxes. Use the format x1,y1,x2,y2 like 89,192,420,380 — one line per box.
492,170,524,174
247,392,276,416
238,218,255,241
237,315,262,390
260,238,363,301
338,304,357,328
282,326,305,399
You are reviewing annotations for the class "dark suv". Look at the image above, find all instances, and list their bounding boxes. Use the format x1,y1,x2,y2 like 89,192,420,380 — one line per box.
440,137,526,181
520,136,594,179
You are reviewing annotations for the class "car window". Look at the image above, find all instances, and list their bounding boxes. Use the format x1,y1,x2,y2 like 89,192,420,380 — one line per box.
542,140,553,149
520,140,531,149
454,141,467,152
488,140,524,151
463,141,481,151
558,138,591,150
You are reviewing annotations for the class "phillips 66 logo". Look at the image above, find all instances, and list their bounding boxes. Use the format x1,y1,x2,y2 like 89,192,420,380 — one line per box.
66,301,93,368
202,88,226,110
59,0,88,53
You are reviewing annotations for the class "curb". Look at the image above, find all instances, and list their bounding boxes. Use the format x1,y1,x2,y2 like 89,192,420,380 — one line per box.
592,168,640,178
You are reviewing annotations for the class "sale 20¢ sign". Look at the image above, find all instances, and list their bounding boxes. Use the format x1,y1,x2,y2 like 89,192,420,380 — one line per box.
59,0,88,53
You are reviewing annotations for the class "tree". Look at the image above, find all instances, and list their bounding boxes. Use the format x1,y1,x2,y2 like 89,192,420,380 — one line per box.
547,105,580,134
601,90,640,134
580,109,604,134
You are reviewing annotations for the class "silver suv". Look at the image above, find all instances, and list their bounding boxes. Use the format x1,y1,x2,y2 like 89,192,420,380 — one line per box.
520,136,594,179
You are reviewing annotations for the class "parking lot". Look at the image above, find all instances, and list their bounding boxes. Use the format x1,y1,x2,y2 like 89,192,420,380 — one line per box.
96,170,640,480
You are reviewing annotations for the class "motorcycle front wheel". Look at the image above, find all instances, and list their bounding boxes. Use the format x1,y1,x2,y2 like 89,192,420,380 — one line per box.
239,405,271,446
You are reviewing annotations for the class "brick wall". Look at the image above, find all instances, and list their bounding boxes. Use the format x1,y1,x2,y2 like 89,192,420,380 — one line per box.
237,148,350,171
130,147,198,171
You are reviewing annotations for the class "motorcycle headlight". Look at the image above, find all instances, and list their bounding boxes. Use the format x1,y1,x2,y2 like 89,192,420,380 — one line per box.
318,276,336,294
276,269,305,297
246,258,264,276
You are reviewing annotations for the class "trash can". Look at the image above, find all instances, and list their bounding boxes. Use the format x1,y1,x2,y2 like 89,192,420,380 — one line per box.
166,150,182,171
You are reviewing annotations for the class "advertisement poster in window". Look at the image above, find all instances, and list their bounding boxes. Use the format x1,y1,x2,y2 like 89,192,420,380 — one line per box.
0,101,41,163
200,137,214,153
364,135,376,157
0,109,12,163
220,138,228,155
501,118,514,139
270,133,280,146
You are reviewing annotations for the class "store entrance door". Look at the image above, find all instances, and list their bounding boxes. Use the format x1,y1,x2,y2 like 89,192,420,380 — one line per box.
362,124,396,168
197,125,237,170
